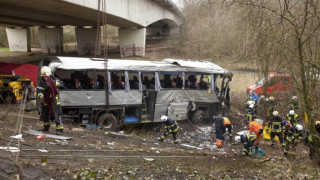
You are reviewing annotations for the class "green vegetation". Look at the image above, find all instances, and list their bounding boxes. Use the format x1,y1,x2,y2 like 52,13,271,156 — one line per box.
0,48,9,52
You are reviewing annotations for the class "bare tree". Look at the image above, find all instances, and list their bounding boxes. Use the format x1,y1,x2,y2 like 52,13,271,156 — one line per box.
232,0,320,160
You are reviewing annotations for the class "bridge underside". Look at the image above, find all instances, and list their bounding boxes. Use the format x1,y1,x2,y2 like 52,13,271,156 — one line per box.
0,0,181,57
0,1,141,28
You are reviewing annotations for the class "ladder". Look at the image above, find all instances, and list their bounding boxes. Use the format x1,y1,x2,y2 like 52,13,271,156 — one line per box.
140,95,152,123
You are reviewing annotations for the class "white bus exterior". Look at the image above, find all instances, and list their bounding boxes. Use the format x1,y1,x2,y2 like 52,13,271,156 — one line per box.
38,57,232,129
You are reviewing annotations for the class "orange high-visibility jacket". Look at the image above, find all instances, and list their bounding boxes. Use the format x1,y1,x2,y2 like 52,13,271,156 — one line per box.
249,121,263,135
224,117,231,125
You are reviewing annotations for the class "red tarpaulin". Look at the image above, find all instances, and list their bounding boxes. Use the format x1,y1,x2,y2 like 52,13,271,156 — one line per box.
0,62,38,86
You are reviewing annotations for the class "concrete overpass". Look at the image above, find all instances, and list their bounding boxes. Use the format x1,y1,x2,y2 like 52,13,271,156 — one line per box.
0,0,182,57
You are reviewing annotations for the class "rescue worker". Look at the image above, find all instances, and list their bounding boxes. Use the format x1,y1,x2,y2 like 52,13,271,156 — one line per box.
37,66,63,135
214,114,225,148
286,110,299,127
235,132,257,156
284,124,303,157
284,96,299,112
267,96,277,121
224,117,232,138
159,115,179,144
246,104,256,122
245,97,256,109
249,119,264,150
282,118,291,139
249,90,259,103
269,111,285,147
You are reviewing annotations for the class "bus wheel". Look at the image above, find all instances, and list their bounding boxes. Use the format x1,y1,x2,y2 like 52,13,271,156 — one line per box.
97,113,117,131
191,110,205,124
4,92,15,104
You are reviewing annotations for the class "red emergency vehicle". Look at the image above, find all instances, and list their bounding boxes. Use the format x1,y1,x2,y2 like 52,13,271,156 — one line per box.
246,72,292,95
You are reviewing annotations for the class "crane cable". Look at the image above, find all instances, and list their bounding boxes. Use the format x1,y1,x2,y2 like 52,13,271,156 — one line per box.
94,0,101,58
95,0,109,106
94,0,108,59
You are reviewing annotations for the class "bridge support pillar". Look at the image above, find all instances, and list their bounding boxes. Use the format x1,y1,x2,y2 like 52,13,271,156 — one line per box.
119,28,146,57
75,27,101,56
6,28,31,52
39,27,63,54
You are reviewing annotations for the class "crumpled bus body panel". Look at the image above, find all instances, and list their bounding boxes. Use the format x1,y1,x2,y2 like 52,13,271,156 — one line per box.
59,90,142,106
153,90,219,122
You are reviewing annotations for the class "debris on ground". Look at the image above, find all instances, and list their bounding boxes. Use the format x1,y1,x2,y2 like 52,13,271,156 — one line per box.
0,146,20,152
36,135,45,139
180,144,203,150
143,158,155,162
38,149,48,153
10,134,23,140
72,127,85,132
25,130,72,140
86,124,101,129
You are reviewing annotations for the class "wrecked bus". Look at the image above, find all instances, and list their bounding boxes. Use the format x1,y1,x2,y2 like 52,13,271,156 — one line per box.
38,57,232,130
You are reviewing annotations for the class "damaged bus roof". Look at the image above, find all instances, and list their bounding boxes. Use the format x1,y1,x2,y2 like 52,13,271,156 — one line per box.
46,57,232,77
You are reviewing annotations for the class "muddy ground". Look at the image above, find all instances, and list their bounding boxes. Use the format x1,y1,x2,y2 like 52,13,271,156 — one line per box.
0,104,319,180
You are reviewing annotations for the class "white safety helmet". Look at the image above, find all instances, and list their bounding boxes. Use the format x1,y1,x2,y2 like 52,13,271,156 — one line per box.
41,66,52,77
265,98,269,102
289,110,295,116
260,95,265,99
235,136,241,142
295,124,303,131
316,121,320,127
272,111,279,116
255,118,263,124
160,115,168,121
269,96,274,101
292,96,297,101
249,104,255,109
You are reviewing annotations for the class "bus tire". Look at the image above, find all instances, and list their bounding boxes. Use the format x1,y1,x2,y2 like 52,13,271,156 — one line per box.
97,112,117,131
4,92,15,104
191,110,205,124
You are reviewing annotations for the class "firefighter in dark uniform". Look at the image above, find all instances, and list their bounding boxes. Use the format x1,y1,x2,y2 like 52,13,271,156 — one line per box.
235,132,257,156
37,66,63,135
214,114,225,148
267,96,277,121
159,115,179,144
284,124,303,156
269,111,285,147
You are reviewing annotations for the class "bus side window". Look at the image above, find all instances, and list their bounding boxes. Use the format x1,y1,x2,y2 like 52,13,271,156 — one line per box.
54,70,92,90
187,74,197,89
199,75,209,90
159,73,183,89
95,71,107,90
141,72,155,90
80,71,94,90
173,75,182,88
111,71,125,90
128,72,139,90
